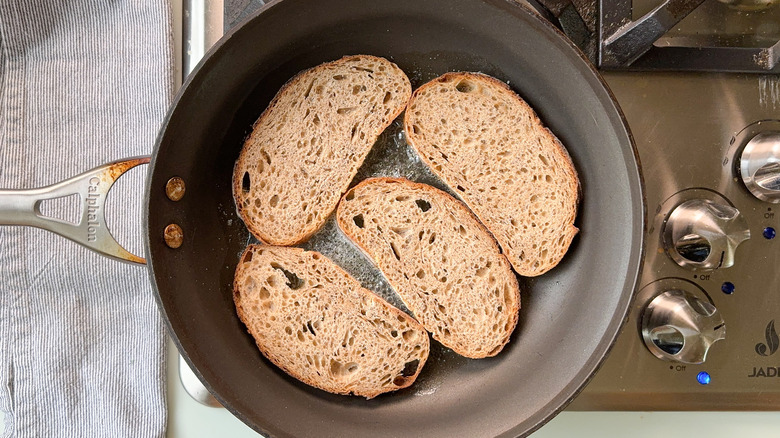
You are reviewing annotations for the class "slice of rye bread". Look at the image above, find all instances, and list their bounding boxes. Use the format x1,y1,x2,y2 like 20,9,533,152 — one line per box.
404,72,580,277
233,55,412,245
336,177,521,359
233,244,430,398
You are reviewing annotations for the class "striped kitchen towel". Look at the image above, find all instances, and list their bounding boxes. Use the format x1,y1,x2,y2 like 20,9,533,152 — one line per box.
0,1,173,436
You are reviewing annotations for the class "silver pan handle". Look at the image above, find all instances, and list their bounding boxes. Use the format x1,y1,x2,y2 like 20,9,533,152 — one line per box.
0,156,150,265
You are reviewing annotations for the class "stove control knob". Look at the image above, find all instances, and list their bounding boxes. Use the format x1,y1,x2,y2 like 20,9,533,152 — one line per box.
740,131,780,203
641,290,725,364
663,199,750,270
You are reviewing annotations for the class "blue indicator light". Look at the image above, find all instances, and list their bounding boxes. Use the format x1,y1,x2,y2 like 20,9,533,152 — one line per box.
764,227,776,240
697,371,711,385
721,282,735,295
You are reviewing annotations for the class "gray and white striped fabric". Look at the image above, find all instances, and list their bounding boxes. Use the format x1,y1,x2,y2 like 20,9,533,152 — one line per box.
0,1,173,436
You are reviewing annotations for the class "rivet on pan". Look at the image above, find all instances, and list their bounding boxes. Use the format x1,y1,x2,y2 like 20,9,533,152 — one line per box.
164,224,184,249
166,176,186,201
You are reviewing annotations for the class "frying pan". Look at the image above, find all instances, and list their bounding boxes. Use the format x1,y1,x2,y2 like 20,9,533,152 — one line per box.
0,0,644,436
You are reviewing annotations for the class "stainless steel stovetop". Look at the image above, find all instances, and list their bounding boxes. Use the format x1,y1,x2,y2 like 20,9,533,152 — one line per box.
568,0,780,409
572,70,780,410
170,2,780,434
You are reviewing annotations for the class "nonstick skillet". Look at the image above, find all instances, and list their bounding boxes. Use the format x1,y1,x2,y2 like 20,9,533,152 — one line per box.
0,0,645,436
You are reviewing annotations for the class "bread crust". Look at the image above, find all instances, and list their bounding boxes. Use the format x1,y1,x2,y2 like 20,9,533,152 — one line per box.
336,177,521,358
233,55,412,245
233,245,430,398
403,72,580,277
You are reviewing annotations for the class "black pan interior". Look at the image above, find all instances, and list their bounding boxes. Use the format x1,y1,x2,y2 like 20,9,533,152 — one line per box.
146,0,644,436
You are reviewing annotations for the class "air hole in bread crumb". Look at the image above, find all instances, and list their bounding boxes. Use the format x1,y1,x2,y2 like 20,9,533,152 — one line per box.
258,287,270,300
260,150,271,164
330,359,356,377
337,107,356,115
455,80,474,93
270,263,305,290
456,185,465,192
503,284,513,304
390,242,401,261
383,91,392,104
269,195,279,207
241,172,251,194
390,226,411,238
412,125,420,134
332,74,346,80
345,190,355,201
303,80,315,98
401,359,419,377
241,250,253,263
415,269,426,279
428,233,436,244
415,199,431,212
393,376,408,386
352,214,364,228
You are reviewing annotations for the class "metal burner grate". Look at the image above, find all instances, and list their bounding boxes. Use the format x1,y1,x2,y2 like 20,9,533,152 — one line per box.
537,0,780,73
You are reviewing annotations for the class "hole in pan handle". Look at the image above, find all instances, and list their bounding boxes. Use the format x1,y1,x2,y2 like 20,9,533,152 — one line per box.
0,156,150,265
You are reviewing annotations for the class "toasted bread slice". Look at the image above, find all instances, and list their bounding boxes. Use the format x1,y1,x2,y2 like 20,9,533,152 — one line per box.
233,245,429,398
404,72,579,276
336,178,521,358
233,55,412,245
